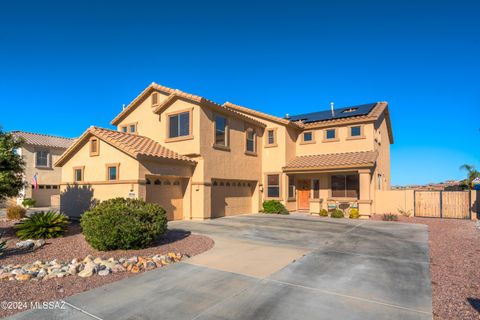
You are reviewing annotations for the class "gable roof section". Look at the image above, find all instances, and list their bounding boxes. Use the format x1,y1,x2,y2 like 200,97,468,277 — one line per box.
223,102,302,129
11,131,75,149
55,126,196,167
111,83,266,128
283,151,378,172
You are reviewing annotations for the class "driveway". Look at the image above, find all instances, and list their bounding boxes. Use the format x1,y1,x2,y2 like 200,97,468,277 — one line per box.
8,214,432,320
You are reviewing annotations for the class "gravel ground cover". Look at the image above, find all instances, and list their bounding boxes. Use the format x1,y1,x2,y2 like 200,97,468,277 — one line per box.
0,220,214,318
371,214,480,319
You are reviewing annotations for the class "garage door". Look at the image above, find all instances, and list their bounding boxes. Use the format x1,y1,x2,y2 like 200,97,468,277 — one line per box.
145,178,184,221
211,180,255,218
32,186,60,207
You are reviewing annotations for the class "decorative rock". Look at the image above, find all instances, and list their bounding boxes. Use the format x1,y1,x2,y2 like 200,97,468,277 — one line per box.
32,239,45,249
15,274,32,281
98,269,110,276
130,265,140,273
15,240,34,250
111,264,126,273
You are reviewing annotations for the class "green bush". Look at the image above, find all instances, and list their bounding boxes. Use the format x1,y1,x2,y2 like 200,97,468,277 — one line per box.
80,198,168,251
262,200,289,215
319,209,329,217
15,210,69,240
21,198,36,208
6,205,26,220
0,233,6,256
330,209,344,218
349,208,360,219
382,213,399,221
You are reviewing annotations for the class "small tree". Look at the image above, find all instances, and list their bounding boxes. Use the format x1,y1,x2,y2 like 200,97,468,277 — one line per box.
0,129,25,201
459,164,480,189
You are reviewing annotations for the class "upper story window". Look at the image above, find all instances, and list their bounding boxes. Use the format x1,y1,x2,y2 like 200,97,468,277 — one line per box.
35,150,50,167
214,115,228,147
246,129,256,153
350,126,362,137
301,131,315,144
266,128,277,147
106,163,119,181
90,138,99,156
121,126,128,133
121,123,137,134
129,124,137,134
168,111,190,139
326,129,336,140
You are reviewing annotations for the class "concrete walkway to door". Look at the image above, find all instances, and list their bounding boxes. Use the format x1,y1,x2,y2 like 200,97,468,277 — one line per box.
8,213,432,320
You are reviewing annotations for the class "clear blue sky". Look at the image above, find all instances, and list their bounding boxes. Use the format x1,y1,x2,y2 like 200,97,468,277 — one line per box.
0,0,478,185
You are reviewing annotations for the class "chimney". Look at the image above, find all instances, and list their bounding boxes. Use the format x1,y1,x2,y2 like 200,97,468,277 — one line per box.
330,102,335,117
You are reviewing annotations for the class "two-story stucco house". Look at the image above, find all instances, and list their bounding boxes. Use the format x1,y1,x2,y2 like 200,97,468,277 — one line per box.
55,83,393,219
8,131,75,207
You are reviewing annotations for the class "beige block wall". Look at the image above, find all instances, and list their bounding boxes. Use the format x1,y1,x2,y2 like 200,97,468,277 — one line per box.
295,123,375,156
374,190,415,215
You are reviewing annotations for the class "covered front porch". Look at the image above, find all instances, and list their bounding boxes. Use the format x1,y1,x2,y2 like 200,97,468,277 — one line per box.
280,151,378,218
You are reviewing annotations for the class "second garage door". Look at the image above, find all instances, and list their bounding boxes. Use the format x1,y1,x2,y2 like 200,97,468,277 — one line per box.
145,178,185,221
211,180,255,218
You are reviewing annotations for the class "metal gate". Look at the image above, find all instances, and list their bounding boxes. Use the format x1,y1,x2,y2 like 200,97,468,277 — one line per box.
414,191,471,219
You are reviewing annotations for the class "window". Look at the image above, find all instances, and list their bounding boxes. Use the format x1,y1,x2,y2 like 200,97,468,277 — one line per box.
74,168,83,182
350,126,362,137
331,175,359,198
312,179,320,199
121,126,127,133
246,129,256,153
378,174,382,190
266,128,276,146
326,129,336,140
169,111,190,138
106,164,119,181
35,150,49,167
90,138,99,156
214,115,228,146
267,174,280,198
288,176,295,199
302,131,315,143
129,124,136,133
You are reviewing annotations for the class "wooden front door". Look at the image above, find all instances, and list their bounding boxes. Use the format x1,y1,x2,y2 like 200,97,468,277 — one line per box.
297,179,310,210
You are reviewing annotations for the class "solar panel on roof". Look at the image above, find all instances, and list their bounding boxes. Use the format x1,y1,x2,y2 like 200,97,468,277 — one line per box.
288,103,377,123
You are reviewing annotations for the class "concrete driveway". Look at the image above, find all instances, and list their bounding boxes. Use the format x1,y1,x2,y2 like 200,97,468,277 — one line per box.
8,214,432,320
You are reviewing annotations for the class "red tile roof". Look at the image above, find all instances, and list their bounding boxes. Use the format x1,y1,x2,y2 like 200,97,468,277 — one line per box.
11,131,75,149
283,151,378,171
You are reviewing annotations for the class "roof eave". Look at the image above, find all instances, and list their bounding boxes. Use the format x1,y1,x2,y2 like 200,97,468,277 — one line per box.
282,162,376,173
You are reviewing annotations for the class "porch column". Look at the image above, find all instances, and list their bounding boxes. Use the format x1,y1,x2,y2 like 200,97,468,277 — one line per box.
358,169,372,218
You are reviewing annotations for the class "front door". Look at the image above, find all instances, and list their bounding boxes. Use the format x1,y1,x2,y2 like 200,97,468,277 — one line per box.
297,179,310,210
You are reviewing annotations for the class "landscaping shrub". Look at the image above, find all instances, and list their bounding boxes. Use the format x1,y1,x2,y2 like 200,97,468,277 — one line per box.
319,209,329,217
6,204,26,220
349,208,360,219
330,209,344,218
81,198,168,251
0,233,6,256
398,208,412,217
262,200,289,215
15,210,69,240
382,213,399,221
21,198,36,208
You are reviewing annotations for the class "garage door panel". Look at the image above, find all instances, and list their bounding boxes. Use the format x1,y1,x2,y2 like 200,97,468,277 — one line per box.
212,180,255,218
146,181,184,221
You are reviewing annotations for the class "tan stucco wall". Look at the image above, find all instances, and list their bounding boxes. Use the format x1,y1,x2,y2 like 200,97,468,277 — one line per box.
373,190,415,214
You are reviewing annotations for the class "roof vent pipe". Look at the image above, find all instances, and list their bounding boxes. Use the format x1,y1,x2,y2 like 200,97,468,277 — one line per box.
122,104,126,110
285,113,290,119
330,102,335,117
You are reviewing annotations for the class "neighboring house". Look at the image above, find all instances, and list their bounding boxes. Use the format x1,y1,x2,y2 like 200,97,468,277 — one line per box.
56,83,393,219
8,131,75,207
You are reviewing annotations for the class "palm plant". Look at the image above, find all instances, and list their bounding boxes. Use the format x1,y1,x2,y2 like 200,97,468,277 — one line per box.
459,164,480,189
14,210,69,240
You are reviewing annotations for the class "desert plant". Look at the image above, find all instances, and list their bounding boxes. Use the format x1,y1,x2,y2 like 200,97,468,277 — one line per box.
21,198,36,208
349,208,360,219
330,209,344,218
398,208,411,217
6,204,26,220
14,210,69,240
382,213,398,221
262,200,289,215
319,209,329,217
459,164,480,189
80,198,167,251
0,129,26,201
0,233,6,256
